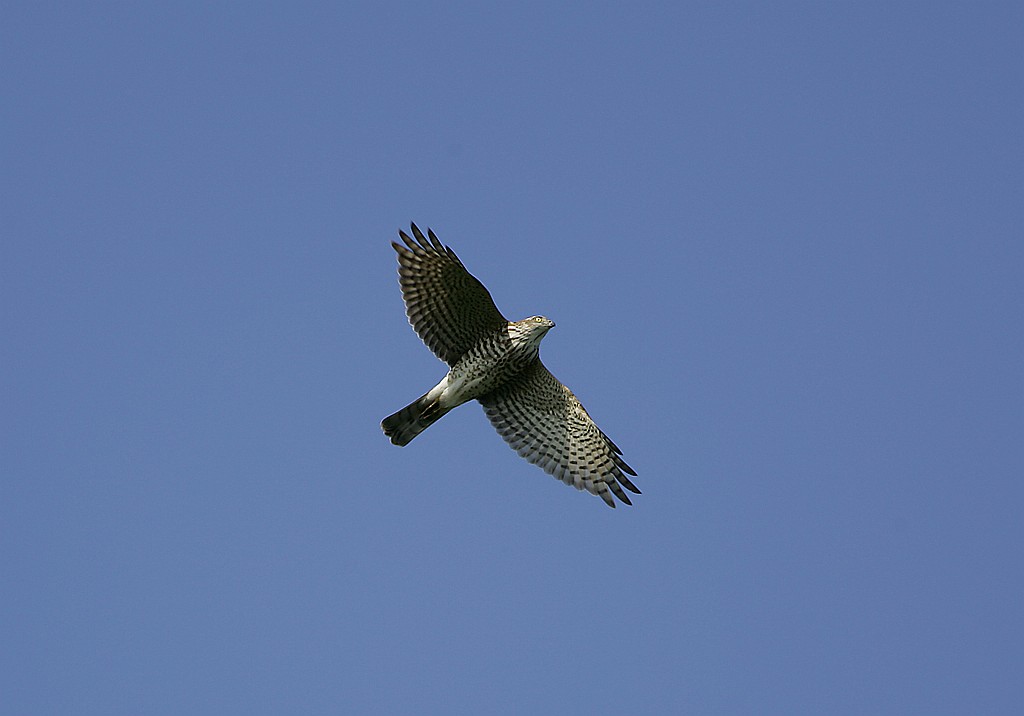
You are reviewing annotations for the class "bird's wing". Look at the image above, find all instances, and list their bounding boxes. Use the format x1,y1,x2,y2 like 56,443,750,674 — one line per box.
392,224,508,366
478,360,639,507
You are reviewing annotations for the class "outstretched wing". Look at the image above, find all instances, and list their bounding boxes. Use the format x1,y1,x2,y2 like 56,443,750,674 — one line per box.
392,223,508,366
478,360,640,507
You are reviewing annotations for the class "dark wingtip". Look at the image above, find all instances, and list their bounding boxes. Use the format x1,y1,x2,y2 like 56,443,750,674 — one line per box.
613,452,638,477
399,223,460,263
426,228,446,253
396,230,419,253
618,471,641,495
410,223,431,250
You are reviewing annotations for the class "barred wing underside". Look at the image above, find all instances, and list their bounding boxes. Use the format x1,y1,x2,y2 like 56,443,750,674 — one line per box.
393,224,508,366
478,360,639,507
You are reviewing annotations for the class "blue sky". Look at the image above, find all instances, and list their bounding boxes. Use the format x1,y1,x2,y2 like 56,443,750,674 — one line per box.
2,2,1021,713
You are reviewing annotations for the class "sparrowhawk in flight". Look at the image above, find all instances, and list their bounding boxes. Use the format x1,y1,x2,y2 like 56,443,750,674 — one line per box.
381,224,640,508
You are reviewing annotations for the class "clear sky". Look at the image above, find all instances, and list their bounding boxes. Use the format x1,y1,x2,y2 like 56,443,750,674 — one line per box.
2,3,1022,714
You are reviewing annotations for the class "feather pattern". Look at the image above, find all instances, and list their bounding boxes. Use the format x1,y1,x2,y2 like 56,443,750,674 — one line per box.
393,224,507,366
478,361,639,507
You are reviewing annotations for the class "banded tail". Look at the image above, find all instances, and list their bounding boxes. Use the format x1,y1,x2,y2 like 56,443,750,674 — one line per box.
381,392,450,446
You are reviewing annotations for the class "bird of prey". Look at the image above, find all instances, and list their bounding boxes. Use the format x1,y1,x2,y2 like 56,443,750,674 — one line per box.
381,224,639,508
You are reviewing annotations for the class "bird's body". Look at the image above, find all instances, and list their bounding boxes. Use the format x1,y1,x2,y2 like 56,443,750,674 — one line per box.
381,224,639,507
383,318,551,446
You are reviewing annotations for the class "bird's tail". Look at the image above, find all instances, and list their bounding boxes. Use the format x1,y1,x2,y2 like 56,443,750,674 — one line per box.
381,392,450,446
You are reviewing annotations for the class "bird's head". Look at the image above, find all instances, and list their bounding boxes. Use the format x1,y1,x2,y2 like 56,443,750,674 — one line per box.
527,315,555,330
510,315,555,349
